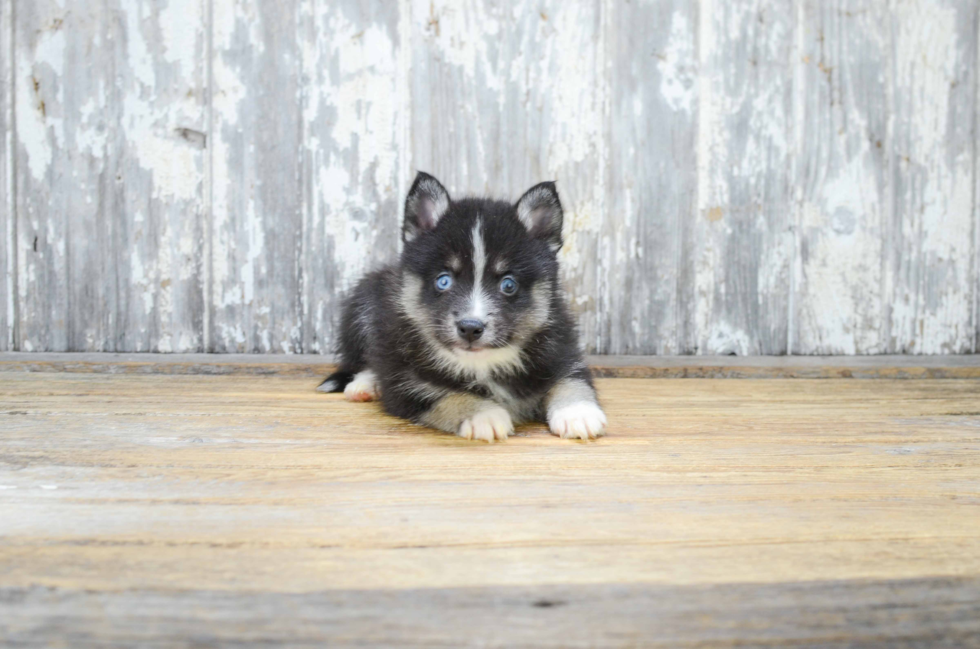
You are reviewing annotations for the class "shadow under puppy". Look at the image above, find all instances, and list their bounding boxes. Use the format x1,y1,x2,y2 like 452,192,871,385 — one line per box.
317,172,606,443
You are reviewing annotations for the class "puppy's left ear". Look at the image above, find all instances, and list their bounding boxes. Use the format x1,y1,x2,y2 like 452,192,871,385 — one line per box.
515,181,563,251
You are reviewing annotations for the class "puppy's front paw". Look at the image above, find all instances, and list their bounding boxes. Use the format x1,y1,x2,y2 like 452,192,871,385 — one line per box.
344,371,379,402
458,407,513,443
549,401,607,440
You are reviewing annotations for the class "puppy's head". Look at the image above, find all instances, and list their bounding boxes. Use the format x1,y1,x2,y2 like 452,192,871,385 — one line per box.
399,172,563,364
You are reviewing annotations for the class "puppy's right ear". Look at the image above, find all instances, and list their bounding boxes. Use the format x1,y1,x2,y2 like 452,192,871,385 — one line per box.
403,172,451,242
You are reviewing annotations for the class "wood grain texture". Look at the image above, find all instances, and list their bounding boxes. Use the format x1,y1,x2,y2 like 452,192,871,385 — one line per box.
1,373,980,646
108,0,209,354
15,0,85,352
4,579,979,648
600,0,697,355
887,0,978,354
4,0,980,355
13,0,207,353
793,0,890,354
696,0,795,355
298,0,404,355
210,0,304,353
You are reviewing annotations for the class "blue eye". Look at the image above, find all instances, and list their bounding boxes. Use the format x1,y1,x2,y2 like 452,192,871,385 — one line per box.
435,273,453,291
499,276,518,295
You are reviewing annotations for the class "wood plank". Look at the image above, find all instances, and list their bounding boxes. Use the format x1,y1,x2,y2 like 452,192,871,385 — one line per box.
0,0,12,350
696,0,795,354
887,0,978,353
209,0,304,352
298,0,404,355
600,0,697,354
2,351,980,379
411,0,605,351
107,0,208,352
14,0,91,351
3,578,979,648
1,373,979,645
12,0,207,353
793,0,890,354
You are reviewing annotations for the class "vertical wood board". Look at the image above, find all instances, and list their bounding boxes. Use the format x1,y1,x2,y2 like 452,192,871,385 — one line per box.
601,0,698,354
696,0,796,355
14,0,83,352
792,0,890,354
886,0,977,354
107,0,208,352
298,0,404,355
210,0,304,352
13,0,206,353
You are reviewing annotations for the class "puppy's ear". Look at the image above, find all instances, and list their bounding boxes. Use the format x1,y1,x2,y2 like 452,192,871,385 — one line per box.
403,172,451,242
515,181,563,251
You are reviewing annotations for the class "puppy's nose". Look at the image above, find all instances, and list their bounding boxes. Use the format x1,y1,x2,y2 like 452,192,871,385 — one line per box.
456,319,485,343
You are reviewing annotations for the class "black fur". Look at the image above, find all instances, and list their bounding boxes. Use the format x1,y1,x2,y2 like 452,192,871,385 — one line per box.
320,172,595,434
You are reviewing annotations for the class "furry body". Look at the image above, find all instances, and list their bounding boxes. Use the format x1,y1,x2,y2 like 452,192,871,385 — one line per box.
318,173,606,442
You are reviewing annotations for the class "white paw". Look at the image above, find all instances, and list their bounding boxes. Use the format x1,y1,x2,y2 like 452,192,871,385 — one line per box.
344,370,379,402
549,401,607,440
458,407,513,443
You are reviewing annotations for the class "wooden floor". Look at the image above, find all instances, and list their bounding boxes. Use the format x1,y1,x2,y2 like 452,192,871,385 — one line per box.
2,371,980,647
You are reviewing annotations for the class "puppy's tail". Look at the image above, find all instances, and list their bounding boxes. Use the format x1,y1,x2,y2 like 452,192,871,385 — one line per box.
316,369,356,393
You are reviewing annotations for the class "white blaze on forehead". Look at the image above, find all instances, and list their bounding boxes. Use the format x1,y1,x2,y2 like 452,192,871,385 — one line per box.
468,219,489,321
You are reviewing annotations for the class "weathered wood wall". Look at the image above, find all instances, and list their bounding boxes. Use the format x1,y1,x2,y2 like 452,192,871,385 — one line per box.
2,0,978,355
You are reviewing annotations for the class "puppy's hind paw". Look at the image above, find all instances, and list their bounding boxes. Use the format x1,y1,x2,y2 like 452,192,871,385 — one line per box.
549,401,607,440
344,370,379,402
458,407,513,443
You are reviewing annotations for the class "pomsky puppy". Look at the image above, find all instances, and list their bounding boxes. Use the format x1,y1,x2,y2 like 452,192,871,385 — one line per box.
317,172,606,443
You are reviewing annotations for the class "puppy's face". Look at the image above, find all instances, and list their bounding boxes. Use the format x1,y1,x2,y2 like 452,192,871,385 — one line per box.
399,174,564,360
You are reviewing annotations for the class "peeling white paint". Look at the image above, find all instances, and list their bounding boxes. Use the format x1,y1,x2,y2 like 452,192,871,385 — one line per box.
658,12,695,114
123,2,155,88
124,92,201,202
799,156,884,354
417,1,503,96
694,0,795,355
5,0,979,355
159,0,200,66
314,13,398,287
890,0,974,353
17,28,65,181
543,4,603,169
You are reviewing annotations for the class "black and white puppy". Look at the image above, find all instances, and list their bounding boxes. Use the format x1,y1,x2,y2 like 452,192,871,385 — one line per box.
317,172,606,442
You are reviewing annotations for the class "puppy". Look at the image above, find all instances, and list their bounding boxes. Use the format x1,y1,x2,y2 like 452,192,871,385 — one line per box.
317,172,606,442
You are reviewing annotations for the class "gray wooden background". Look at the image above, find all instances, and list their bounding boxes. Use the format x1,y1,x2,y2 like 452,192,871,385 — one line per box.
2,0,978,355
